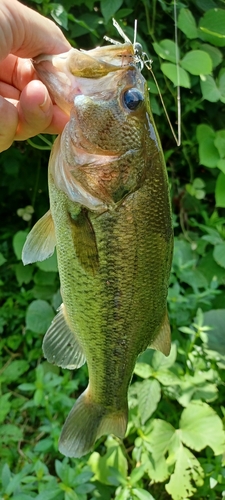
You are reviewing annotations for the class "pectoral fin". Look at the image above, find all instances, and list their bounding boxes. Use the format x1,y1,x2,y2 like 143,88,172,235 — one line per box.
43,304,86,369
69,208,99,276
22,210,56,265
150,311,171,356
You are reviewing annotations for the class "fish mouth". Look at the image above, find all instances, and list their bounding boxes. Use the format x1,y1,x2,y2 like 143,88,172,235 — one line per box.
33,45,136,115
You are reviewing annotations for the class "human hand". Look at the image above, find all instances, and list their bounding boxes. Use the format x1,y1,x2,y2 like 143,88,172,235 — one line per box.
0,0,71,152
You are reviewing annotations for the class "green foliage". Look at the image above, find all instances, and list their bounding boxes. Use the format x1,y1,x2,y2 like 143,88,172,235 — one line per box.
1,1,225,499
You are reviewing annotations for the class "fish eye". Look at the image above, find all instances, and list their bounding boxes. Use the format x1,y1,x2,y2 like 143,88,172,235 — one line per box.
123,88,144,111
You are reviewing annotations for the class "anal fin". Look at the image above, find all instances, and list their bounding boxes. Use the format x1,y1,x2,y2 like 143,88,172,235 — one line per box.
22,210,56,265
43,304,86,369
149,311,171,356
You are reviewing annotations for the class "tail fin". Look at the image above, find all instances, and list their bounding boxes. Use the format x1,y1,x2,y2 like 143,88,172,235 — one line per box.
59,387,127,458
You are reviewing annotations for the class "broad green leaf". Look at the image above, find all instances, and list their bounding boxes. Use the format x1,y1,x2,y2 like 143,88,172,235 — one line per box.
152,343,177,370
1,463,11,491
134,362,153,379
89,438,127,485
138,379,161,424
200,75,221,102
166,445,204,500
196,124,215,142
201,44,223,68
217,159,225,174
215,172,225,208
129,463,146,485
26,299,55,333
214,130,225,158
179,401,225,454
161,63,190,88
100,0,123,24
218,72,225,102
36,250,58,272
199,136,220,167
2,360,29,382
0,252,6,266
213,242,225,268
0,394,11,424
15,262,33,285
199,9,225,47
198,250,225,286
51,4,68,29
132,488,155,500
153,39,178,63
13,230,28,260
181,50,212,75
177,8,198,39
144,420,179,482
203,309,225,354
0,424,23,443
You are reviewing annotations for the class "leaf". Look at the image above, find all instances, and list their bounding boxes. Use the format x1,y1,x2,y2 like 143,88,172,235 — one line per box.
214,130,225,158
213,242,225,267
36,250,58,272
89,438,127,485
199,136,220,167
203,309,225,354
200,75,221,102
0,252,6,266
201,44,223,69
177,8,198,39
179,401,225,455
153,39,178,63
0,394,11,424
161,63,190,88
2,360,29,382
218,72,225,102
215,172,225,208
26,299,55,333
132,488,155,500
181,50,212,75
100,0,123,24
13,230,28,260
166,445,204,500
196,123,215,142
51,4,68,29
217,159,225,174
199,9,225,47
138,379,161,424
15,262,33,285
130,464,146,486
144,420,179,483
0,424,23,443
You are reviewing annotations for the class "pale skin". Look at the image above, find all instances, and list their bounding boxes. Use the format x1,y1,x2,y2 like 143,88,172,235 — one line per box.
0,0,71,152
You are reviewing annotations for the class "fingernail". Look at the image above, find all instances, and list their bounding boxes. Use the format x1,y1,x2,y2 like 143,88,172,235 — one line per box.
39,88,50,113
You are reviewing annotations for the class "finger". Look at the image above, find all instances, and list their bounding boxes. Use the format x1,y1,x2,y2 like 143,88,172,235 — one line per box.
0,95,18,152
0,56,34,91
1,1,71,62
44,105,69,135
16,80,54,141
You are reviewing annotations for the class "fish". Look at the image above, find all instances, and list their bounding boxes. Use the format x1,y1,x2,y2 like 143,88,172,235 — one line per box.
22,34,173,458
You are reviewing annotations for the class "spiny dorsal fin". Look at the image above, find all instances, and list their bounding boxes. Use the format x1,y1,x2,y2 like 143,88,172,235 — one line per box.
150,311,171,356
43,304,86,370
22,210,56,265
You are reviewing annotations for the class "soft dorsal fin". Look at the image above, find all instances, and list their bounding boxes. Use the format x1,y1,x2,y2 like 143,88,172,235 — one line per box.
43,304,86,370
22,210,56,265
150,311,171,356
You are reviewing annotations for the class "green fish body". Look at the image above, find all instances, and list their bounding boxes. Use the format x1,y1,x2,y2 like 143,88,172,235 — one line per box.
22,42,173,457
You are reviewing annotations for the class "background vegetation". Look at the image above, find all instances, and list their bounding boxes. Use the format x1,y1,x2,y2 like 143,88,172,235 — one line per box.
1,0,225,498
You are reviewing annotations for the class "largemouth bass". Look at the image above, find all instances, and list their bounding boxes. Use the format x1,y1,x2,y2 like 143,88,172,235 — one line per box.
22,38,173,458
